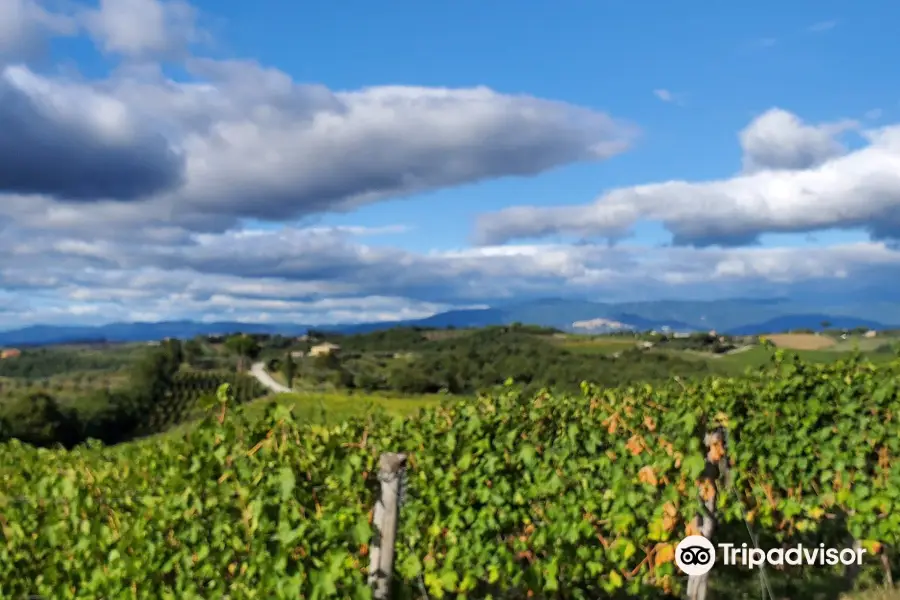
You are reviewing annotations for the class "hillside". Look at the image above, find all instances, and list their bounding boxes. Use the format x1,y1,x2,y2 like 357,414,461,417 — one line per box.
3,355,899,598
3,298,900,346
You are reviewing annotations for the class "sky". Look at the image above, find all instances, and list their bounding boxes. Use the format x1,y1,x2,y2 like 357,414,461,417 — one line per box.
1,0,900,328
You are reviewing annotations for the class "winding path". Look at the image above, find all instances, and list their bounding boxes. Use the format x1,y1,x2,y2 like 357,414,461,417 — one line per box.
249,362,292,393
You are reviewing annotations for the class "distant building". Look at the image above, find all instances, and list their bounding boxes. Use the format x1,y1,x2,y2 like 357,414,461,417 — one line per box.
309,342,340,357
864,330,878,338
0,349,21,360
290,351,306,358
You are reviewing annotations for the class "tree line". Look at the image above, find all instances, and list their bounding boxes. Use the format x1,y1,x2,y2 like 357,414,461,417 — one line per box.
1,340,193,448
291,326,717,395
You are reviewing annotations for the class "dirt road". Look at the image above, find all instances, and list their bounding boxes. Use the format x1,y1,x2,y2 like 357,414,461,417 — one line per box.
249,362,292,393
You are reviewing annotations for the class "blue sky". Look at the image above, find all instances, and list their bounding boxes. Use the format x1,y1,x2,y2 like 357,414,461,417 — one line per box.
202,0,894,250
1,0,899,328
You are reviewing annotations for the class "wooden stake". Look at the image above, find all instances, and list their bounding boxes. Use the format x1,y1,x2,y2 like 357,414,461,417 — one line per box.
882,547,894,588
369,452,407,599
687,428,726,600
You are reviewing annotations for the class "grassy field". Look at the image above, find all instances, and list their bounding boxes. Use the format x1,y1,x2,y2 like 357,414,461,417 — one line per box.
707,345,897,375
0,372,130,406
158,388,454,440
765,332,838,350
846,591,900,600
831,337,896,352
552,336,638,355
249,390,450,422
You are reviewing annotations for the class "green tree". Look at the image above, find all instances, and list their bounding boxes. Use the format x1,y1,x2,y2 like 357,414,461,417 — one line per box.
131,347,180,403
161,339,184,371
183,338,204,366
7,392,82,448
282,353,296,388
224,334,261,372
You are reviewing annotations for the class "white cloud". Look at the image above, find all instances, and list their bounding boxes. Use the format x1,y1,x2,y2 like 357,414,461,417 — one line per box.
866,109,884,121
81,0,201,59
740,108,857,172
654,89,673,102
0,60,636,227
475,109,900,247
2,218,900,327
808,20,837,33
0,0,77,60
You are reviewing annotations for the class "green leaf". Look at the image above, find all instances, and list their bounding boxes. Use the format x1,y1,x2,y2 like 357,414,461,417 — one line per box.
278,467,296,501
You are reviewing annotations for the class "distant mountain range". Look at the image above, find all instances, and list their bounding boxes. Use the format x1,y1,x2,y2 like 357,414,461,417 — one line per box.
2,297,899,347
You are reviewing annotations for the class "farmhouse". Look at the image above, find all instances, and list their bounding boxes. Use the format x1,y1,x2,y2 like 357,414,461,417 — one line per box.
0,348,21,360
309,342,340,357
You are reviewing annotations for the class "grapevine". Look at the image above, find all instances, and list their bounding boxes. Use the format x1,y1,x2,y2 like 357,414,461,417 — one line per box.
0,354,898,598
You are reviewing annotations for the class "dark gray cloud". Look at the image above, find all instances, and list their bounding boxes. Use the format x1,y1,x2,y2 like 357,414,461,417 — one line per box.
0,59,635,224
0,67,184,200
168,67,637,222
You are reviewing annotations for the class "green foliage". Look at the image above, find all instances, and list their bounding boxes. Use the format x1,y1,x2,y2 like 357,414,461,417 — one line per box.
311,327,716,395
183,337,204,364
651,332,736,354
0,340,266,447
283,353,296,388
140,370,267,434
0,346,141,379
2,353,899,597
224,334,261,362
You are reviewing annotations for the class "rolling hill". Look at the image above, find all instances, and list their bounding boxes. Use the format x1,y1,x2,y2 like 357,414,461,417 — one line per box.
1,298,898,346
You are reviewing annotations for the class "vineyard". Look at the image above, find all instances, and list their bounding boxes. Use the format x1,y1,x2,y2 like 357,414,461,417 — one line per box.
1,352,899,598
141,370,268,432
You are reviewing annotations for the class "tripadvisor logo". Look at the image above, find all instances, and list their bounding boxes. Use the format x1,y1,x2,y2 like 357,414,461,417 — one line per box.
675,536,716,576
674,536,867,575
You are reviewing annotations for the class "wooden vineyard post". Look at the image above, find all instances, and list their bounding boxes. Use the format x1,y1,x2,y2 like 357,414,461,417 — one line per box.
686,427,727,600
844,539,863,588
881,546,894,588
368,452,407,600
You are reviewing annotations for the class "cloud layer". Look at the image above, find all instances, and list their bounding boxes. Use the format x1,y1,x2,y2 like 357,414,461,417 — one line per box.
0,0,642,325
0,60,635,227
0,66,184,200
4,221,900,326
0,0,896,328
475,109,900,247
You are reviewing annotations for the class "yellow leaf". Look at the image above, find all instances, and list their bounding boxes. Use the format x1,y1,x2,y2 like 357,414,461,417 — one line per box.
638,466,658,487
862,540,884,554
655,544,675,566
608,570,623,588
